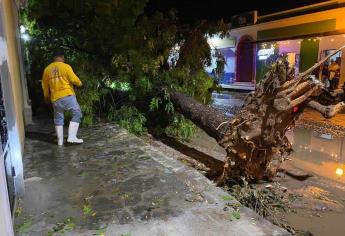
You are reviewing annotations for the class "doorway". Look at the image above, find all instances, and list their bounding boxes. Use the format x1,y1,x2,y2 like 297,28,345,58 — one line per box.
236,36,254,83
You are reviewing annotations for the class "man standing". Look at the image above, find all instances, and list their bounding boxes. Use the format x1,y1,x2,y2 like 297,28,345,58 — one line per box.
42,49,83,145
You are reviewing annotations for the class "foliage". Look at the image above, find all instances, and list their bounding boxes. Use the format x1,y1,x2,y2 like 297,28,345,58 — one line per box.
107,106,147,135
165,114,196,141
231,211,241,220
47,217,76,236
82,197,97,217
22,0,228,137
220,195,234,201
229,182,298,234
16,219,32,233
96,227,107,236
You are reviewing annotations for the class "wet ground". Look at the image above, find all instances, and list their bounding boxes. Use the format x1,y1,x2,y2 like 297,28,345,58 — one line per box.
193,91,345,236
211,91,247,117
15,121,287,235
15,90,345,235
281,128,345,236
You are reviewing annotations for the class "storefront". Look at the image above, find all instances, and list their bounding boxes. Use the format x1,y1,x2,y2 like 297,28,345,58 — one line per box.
209,0,345,90
206,35,239,88
207,34,257,90
256,34,345,86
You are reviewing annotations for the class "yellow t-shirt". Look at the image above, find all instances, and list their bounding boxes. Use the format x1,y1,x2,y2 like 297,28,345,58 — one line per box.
42,62,82,102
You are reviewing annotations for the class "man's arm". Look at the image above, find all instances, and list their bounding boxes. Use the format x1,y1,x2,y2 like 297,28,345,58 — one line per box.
41,70,50,103
66,65,82,87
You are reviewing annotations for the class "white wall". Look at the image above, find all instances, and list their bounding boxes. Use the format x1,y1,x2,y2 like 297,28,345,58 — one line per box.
278,39,301,54
225,56,235,73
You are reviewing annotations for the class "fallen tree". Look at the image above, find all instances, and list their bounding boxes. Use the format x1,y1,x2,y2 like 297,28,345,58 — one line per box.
25,0,344,184
171,45,345,185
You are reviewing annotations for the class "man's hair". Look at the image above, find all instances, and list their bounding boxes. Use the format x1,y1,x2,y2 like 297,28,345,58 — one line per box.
53,48,65,58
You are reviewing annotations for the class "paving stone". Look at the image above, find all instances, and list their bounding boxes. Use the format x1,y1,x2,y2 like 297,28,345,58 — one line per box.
15,121,290,236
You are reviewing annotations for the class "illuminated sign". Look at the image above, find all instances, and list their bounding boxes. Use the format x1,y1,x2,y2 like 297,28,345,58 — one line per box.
257,47,275,60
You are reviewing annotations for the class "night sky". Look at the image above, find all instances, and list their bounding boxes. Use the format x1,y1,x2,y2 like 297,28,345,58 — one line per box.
146,0,330,23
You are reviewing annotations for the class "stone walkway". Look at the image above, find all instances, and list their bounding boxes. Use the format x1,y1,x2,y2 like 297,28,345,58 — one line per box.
15,121,289,236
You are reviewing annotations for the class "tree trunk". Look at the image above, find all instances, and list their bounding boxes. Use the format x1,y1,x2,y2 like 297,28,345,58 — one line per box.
170,92,228,141
171,45,345,185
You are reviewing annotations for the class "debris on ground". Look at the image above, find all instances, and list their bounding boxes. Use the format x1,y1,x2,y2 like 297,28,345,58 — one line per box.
228,181,303,234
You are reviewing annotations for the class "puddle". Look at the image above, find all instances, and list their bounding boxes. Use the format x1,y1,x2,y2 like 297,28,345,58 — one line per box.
209,90,345,235
211,90,345,185
287,129,345,184
211,91,246,117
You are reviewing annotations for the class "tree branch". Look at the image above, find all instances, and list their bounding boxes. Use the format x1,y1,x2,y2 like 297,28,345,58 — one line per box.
307,100,345,118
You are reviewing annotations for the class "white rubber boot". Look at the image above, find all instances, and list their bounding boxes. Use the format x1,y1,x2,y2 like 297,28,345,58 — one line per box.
67,121,83,144
55,126,64,146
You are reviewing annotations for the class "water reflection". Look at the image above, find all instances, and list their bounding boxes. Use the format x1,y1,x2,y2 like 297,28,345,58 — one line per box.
211,91,246,117
211,91,345,183
287,129,345,183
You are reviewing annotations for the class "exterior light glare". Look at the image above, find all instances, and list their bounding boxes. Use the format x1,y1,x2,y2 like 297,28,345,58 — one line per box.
20,25,26,34
336,168,343,177
21,33,30,41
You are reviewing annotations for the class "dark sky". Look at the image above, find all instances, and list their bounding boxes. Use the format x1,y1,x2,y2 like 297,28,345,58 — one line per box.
146,0,330,23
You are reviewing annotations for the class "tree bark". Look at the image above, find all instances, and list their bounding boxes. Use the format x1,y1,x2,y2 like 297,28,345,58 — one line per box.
171,45,345,185
170,92,228,141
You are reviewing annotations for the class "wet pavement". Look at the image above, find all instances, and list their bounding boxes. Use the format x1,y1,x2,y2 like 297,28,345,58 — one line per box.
206,91,345,236
211,91,246,117
15,121,288,236
287,128,345,184
273,128,345,236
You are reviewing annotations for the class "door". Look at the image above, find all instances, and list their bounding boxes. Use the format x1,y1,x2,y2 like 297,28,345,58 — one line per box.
236,37,254,83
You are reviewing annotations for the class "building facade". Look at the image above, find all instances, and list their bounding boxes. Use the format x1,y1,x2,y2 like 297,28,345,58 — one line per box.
211,0,345,90
0,0,31,234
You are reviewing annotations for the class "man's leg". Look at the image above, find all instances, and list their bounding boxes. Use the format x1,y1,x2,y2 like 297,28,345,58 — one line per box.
65,96,83,143
53,100,65,146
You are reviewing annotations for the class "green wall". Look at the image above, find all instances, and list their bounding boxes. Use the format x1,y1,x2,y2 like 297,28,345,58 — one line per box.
299,39,320,72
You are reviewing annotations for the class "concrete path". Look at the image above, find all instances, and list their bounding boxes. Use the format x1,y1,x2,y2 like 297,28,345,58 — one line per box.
15,121,289,236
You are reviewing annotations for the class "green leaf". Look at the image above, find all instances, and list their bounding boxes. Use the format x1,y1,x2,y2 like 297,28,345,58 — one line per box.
96,227,107,236
18,219,32,233
232,211,241,220
149,98,161,111
164,102,174,114
220,195,234,201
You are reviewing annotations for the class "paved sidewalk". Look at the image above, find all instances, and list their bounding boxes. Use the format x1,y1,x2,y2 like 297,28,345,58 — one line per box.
15,121,289,236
